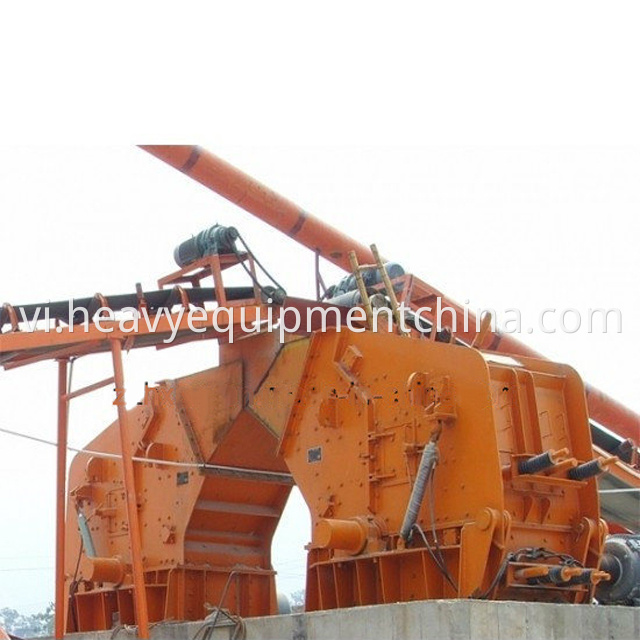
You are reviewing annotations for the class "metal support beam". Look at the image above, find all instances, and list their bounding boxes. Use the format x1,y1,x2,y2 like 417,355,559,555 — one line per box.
110,339,150,638
54,358,69,640
63,375,115,401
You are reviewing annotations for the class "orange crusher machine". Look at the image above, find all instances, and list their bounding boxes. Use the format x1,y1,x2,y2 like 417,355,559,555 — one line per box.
0,146,638,636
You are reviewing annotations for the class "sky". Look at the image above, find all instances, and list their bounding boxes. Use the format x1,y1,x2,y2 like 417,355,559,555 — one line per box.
0,0,638,617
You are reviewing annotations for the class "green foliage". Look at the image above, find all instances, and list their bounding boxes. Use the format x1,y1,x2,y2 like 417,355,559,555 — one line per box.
0,603,54,638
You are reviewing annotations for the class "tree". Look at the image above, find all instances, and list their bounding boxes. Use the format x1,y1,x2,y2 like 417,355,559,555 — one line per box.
0,604,54,638
289,589,305,613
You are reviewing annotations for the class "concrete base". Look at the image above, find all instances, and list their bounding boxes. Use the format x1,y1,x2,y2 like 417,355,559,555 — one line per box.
57,600,640,640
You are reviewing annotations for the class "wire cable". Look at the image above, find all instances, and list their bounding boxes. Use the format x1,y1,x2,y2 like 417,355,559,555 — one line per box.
232,250,276,301
235,232,286,294
67,537,84,632
599,488,640,493
427,464,451,578
0,425,293,482
0,566,53,572
412,523,458,592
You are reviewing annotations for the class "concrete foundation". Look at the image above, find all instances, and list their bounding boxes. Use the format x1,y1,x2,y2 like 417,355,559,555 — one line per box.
55,600,640,640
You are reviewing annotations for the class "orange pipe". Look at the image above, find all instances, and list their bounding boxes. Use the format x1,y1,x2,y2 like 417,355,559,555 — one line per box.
54,359,69,640
140,146,640,444
140,145,376,273
514,566,549,580
110,340,149,638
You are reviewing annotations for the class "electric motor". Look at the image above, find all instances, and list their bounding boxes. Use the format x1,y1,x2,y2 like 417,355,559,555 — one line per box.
174,224,239,267
597,534,640,606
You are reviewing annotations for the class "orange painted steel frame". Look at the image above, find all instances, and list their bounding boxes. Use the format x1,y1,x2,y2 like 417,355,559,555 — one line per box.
54,359,69,640
64,332,292,632
0,145,636,637
51,343,151,639
256,329,608,607
140,145,639,445
0,298,266,637
110,339,150,636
